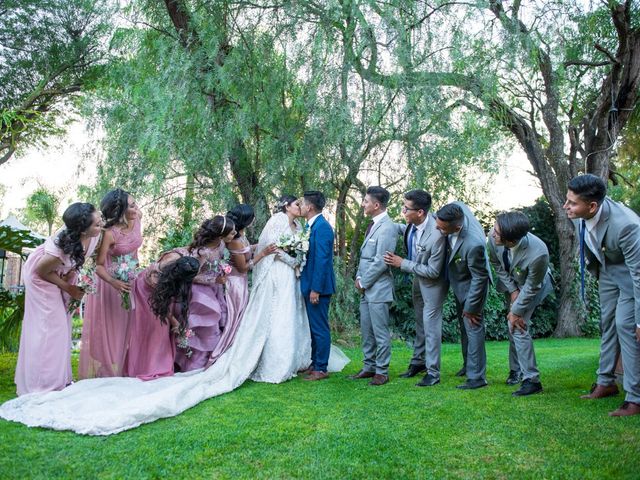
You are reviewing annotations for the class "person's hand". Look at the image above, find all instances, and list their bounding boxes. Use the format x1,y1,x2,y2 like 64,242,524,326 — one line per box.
508,312,527,333
110,279,131,293
216,275,227,285
463,311,482,327
383,252,403,268
261,243,278,257
510,289,520,304
355,279,364,293
635,326,640,343
67,285,85,301
310,291,320,305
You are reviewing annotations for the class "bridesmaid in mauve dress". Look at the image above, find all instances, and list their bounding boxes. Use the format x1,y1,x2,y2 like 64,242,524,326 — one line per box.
79,189,143,378
15,203,103,396
163,216,236,372
125,256,200,380
207,204,276,367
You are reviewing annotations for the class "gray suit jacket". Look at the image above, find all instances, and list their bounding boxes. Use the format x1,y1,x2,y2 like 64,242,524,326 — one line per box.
487,232,553,317
447,203,491,315
357,213,397,303
577,197,640,324
398,215,447,286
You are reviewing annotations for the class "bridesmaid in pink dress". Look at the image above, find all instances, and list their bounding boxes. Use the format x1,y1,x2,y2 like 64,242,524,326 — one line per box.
207,205,276,366
125,256,200,380
163,216,236,372
15,203,103,396
79,189,143,378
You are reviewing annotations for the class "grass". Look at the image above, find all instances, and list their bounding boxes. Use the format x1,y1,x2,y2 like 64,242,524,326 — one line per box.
0,338,638,479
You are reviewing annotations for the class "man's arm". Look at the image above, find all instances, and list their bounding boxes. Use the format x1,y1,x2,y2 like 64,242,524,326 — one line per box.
510,254,549,317
620,222,640,326
463,243,490,315
310,222,334,294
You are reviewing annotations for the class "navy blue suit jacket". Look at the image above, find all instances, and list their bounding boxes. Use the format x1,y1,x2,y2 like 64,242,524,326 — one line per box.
300,215,336,296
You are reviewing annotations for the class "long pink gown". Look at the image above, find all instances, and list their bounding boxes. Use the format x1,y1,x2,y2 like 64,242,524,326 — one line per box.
15,234,99,396
206,239,250,367
124,264,176,380
174,244,228,372
79,219,143,378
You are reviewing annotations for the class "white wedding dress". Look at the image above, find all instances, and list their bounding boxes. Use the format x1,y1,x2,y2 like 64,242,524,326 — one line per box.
0,213,349,435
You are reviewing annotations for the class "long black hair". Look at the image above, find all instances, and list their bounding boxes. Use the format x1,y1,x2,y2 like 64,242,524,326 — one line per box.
274,195,298,214
188,215,235,254
226,204,254,239
150,256,200,326
100,188,130,229
55,202,97,269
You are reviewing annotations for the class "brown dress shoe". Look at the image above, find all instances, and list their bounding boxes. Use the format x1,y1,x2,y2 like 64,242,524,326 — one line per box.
297,366,312,375
580,383,619,399
609,401,640,417
369,374,389,386
304,370,328,381
348,369,375,380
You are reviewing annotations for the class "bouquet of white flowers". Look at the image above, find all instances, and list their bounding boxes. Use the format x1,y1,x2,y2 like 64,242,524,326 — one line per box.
276,229,311,270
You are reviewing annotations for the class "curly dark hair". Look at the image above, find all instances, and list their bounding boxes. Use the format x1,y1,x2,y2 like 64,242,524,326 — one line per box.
188,216,235,254
274,195,298,214
150,256,200,326
55,202,97,269
226,204,254,239
100,188,130,229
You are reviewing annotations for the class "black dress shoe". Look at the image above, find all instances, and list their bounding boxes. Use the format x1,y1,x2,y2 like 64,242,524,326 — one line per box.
399,364,427,378
512,379,543,396
455,367,467,377
505,370,522,386
456,379,488,390
416,374,440,387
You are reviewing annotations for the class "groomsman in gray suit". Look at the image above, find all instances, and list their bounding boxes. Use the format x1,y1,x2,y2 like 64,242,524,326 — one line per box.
488,211,553,396
436,202,491,389
350,186,398,386
383,189,447,387
564,174,640,417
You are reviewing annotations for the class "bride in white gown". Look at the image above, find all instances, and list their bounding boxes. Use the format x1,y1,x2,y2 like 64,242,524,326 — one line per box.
0,198,349,435
250,196,349,382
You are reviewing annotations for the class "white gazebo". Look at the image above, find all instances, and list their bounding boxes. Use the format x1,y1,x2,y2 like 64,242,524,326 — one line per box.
0,215,47,239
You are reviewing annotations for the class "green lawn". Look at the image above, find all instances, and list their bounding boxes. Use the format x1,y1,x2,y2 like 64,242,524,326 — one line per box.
0,338,638,479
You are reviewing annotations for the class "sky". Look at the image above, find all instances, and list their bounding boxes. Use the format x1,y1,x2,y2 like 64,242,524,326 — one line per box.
0,119,543,223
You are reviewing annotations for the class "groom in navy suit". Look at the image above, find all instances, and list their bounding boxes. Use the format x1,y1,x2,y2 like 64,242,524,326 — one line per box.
300,190,336,381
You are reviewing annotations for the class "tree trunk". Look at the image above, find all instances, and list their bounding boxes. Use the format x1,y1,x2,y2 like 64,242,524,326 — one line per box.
335,184,350,268
552,207,585,337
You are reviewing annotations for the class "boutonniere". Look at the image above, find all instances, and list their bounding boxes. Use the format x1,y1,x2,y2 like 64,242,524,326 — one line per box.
417,245,426,253
514,266,523,275
453,254,462,264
